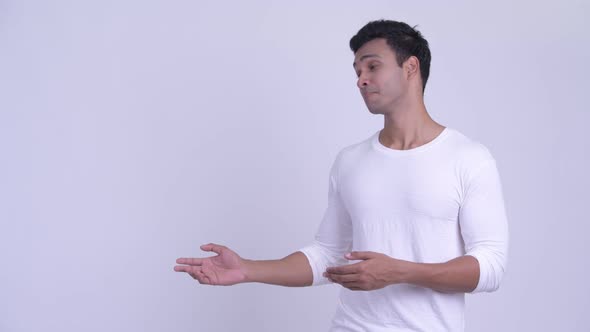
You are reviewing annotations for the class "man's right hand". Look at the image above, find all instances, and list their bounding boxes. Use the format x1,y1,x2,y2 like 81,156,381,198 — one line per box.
174,243,247,286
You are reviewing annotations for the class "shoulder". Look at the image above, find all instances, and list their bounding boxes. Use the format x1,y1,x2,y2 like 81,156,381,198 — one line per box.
330,131,376,171
447,128,495,163
446,128,498,182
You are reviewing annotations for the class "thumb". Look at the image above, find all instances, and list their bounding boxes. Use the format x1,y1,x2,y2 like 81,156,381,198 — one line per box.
345,251,375,260
201,243,224,254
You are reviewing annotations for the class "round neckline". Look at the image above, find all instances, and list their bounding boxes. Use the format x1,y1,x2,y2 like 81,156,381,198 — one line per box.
371,127,452,156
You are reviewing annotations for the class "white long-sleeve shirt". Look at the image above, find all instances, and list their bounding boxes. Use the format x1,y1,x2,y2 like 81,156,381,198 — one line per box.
298,127,509,332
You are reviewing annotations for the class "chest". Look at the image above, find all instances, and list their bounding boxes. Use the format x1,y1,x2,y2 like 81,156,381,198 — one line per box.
338,160,462,222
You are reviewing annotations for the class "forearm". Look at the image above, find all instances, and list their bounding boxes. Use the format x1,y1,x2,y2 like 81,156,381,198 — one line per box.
242,251,313,287
404,255,480,293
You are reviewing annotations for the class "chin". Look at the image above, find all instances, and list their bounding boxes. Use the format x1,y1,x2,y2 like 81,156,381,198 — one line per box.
365,105,384,115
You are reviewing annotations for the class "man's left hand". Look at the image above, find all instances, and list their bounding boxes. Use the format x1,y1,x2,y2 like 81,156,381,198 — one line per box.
323,251,411,291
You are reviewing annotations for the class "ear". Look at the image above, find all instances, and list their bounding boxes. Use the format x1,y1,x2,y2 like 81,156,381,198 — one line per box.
404,56,420,79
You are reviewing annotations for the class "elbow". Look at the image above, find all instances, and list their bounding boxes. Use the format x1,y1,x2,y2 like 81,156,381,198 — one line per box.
481,263,505,293
298,240,351,287
467,246,508,294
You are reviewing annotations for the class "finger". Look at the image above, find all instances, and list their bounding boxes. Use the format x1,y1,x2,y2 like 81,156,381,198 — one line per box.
189,272,200,282
191,270,208,284
187,270,209,285
198,270,213,285
174,265,188,273
174,265,202,274
326,262,362,275
200,243,225,255
346,251,376,260
326,273,360,283
329,278,362,291
340,281,364,290
176,257,204,266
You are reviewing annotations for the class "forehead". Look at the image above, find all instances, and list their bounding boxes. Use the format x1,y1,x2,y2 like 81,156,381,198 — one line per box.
353,38,395,68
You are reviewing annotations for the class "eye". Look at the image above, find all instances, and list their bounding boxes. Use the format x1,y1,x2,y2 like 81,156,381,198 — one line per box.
369,64,377,71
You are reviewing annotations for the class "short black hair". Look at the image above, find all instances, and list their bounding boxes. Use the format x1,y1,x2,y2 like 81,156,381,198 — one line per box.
350,20,431,92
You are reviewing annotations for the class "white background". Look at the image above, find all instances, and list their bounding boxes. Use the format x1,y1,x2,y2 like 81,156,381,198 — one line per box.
1,1,588,331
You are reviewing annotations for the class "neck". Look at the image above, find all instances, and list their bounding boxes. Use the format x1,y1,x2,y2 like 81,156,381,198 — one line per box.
379,97,445,150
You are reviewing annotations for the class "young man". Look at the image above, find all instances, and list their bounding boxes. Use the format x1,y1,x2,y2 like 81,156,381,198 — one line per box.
174,20,509,331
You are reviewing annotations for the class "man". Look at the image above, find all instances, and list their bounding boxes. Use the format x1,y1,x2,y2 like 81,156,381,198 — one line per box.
174,20,509,331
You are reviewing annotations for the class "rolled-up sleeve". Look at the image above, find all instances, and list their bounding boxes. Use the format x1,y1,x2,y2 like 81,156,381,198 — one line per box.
460,158,509,293
298,153,353,286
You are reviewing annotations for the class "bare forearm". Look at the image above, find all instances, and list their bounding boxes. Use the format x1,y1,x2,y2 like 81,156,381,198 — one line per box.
242,251,313,287
404,255,480,293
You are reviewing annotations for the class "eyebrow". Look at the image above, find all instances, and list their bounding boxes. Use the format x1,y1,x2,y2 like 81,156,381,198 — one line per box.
353,54,381,68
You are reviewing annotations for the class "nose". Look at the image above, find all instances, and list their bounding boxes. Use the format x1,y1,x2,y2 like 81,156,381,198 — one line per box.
357,74,369,90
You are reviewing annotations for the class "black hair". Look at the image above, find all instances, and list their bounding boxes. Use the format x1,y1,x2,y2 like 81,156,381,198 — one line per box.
350,20,431,92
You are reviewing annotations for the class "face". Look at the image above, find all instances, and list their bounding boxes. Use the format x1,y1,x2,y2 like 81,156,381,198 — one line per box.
353,38,408,114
